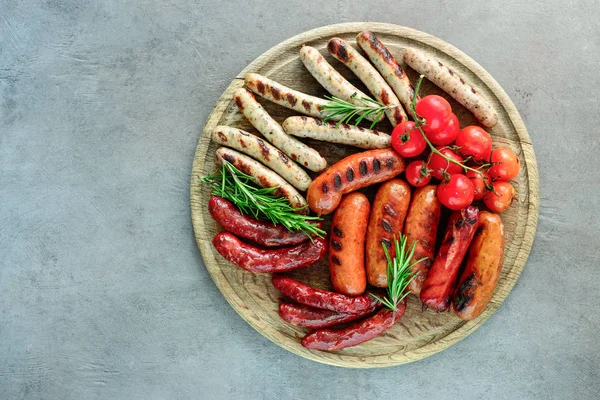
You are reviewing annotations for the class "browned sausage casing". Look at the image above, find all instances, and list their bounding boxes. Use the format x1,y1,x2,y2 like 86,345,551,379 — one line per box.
365,179,411,288
453,211,505,320
307,149,405,215
329,193,370,296
403,185,442,295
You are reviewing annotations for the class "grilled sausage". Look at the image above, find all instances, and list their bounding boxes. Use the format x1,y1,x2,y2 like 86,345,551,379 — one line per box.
327,37,407,126
307,148,405,215
215,147,308,213
366,179,411,288
329,192,370,296
282,116,391,149
403,185,442,295
233,87,327,172
301,300,406,350
356,31,416,117
211,126,312,191
453,211,505,320
420,206,480,311
209,196,320,247
213,232,327,273
271,275,377,314
403,48,498,128
278,300,381,329
299,45,378,122
244,73,341,122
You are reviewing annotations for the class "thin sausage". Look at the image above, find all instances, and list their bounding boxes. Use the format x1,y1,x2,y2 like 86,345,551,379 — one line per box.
282,116,391,149
356,31,416,117
327,37,407,126
403,185,442,295
215,147,308,213
211,125,312,191
403,48,498,128
301,300,406,351
278,301,381,329
453,211,505,320
329,193,370,296
233,87,327,172
366,179,411,288
271,275,377,314
213,232,327,273
420,206,480,311
299,45,378,122
307,148,405,215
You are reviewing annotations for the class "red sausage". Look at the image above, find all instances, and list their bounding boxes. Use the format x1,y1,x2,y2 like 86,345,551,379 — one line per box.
329,193,370,296
301,300,406,351
209,196,318,247
212,232,327,273
307,149,405,215
271,275,377,314
278,300,381,329
420,206,480,311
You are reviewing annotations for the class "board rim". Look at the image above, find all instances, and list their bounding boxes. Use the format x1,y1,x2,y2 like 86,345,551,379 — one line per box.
190,22,540,368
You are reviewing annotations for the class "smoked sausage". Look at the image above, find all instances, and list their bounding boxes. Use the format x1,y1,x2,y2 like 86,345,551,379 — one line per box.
278,300,381,329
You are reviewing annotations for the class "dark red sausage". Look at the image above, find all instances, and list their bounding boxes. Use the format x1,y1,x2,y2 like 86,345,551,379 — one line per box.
209,196,318,247
278,300,381,329
420,206,480,311
271,275,377,314
301,300,406,350
213,232,327,273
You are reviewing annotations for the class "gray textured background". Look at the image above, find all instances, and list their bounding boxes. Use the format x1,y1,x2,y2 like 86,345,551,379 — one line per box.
1,0,599,399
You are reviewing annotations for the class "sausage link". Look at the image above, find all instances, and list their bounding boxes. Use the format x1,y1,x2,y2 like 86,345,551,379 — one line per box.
212,232,327,273
420,206,480,311
366,179,411,288
209,196,319,247
215,147,308,213
327,37,407,126
233,87,327,172
282,116,391,150
403,48,498,128
453,211,505,320
356,31,416,117
307,148,405,215
244,73,341,122
299,45,378,122
278,300,381,329
329,193,370,296
211,125,312,191
403,185,442,295
271,275,378,314
301,300,406,351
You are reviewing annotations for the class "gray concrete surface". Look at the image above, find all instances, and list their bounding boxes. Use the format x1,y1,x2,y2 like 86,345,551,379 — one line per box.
1,0,599,399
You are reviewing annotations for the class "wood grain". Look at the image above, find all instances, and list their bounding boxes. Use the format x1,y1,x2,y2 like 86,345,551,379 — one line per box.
190,22,539,368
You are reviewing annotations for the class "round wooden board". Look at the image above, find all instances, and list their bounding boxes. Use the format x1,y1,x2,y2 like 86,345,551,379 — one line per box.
190,22,539,368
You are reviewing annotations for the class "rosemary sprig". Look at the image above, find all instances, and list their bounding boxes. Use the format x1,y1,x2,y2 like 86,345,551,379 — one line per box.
201,161,325,238
322,93,390,129
370,234,424,312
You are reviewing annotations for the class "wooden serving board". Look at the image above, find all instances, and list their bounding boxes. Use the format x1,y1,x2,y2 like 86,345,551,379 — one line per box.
190,22,539,368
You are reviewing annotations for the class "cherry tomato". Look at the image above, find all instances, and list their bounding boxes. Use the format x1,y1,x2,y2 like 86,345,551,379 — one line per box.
483,181,515,213
428,113,460,146
416,95,452,135
428,147,464,180
391,121,426,157
488,148,520,181
466,169,491,200
436,174,475,210
405,160,432,187
455,126,492,161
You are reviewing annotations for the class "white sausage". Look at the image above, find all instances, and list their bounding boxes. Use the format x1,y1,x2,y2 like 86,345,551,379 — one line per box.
403,48,498,128
233,87,327,172
211,126,312,191
282,117,391,150
327,37,407,126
